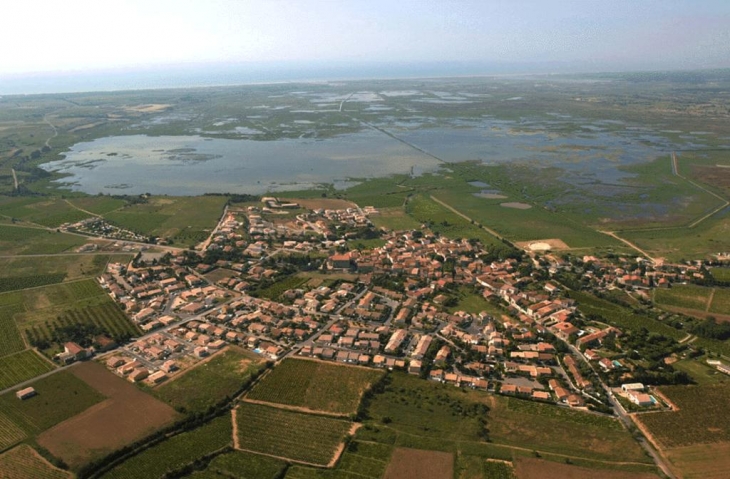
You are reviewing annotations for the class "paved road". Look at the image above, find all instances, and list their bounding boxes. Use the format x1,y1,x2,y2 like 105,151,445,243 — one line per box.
566,344,677,479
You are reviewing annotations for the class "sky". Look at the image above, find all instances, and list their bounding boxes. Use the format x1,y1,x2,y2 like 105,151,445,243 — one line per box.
1,0,729,77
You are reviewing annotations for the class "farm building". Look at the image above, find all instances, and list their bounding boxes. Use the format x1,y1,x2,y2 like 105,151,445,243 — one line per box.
627,390,654,407
621,383,645,392
16,387,36,400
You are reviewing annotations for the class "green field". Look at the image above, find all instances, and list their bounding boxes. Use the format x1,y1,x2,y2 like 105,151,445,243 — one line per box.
405,194,501,247
708,288,730,316
0,197,91,228
285,438,394,479
0,350,55,391
570,291,684,340
710,268,730,282
0,225,86,255
621,214,730,262
154,347,265,415
254,274,310,300
68,196,127,215
0,274,67,294
0,412,27,453
671,359,729,385
0,444,71,479
366,373,650,465
0,279,140,353
0,370,105,434
23,300,140,351
102,196,226,245
236,402,352,465
447,288,504,316
247,358,384,415
638,383,730,448
368,207,420,231
654,285,713,311
0,304,25,357
101,414,232,479
205,450,287,479
0,254,129,282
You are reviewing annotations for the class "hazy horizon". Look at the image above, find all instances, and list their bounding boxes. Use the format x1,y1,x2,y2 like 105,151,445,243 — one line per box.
3,61,730,96
1,0,729,95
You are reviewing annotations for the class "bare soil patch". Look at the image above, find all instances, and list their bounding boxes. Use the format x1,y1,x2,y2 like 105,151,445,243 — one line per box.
516,238,570,251
514,458,657,479
383,448,454,479
501,202,532,209
124,104,172,113
328,423,362,467
286,198,358,210
37,362,178,469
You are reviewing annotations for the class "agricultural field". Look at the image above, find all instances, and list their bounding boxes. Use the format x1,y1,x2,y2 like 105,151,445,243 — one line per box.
235,401,353,465
246,358,384,415
664,442,730,479
365,373,651,465
285,439,394,479
405,194,501,247
343,176,413,209
430,186,618,250
68,196,127,215
0,350,54,391
654,285,713,311
368,206,420,231
0,197,90,228
513,458,658,479
570,291,684,340
0,370,105,434
102,195,227,245
0,254,129,283
100,415,232,479
0,225,86,256
154,347,265,415
383,448,454,479
38,362,179,469
0,274,66,294
0,412,26,453
456,456,516,479
621,213,730,262
0,444,72,479
636,383,730,448
204,450,287,479
708,288,730,316
2,279,140,353
710,268,730,282
23,300,140,352
671,358,728,385
0,304,25,357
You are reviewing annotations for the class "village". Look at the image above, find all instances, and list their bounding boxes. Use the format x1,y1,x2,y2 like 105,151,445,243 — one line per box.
51,197,727,421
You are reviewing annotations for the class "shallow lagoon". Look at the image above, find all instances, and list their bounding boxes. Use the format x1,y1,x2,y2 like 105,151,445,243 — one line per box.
41,131,440,195
43,118,683,196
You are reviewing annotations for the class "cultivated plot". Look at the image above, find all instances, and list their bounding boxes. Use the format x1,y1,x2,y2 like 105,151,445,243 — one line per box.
235,401,353,466
246,357,384,415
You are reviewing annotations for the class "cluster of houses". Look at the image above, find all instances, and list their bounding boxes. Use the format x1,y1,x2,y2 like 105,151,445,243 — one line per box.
98,261,230,333
92,203,685,413
64,217,150,243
